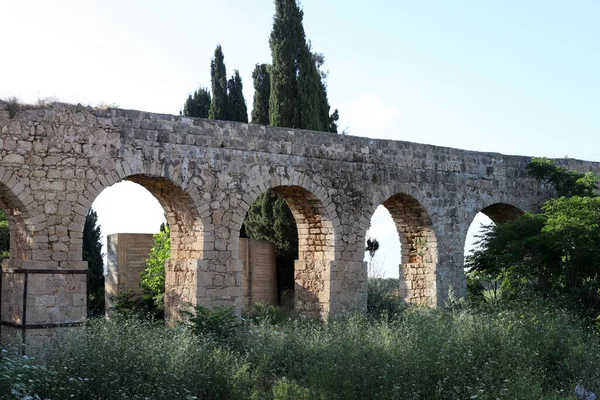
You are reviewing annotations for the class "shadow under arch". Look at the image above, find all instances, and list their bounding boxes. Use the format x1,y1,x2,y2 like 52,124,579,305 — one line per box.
480,203,524,225
236,178,340,317
374,192,439,306
0,180,33,261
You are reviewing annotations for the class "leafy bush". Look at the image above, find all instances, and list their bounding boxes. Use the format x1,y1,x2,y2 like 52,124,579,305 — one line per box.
180,305,246,346
2,299,599,399
140,224,170,309
109,290,163,320
366,277,404,319
2,318,255,400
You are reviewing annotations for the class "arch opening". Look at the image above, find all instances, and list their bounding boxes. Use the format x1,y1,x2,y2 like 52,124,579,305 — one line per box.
464,202,524,261
90,175,204,322
242,185,335,316
366,193,438,306
463,203,524,302
0,183,29,260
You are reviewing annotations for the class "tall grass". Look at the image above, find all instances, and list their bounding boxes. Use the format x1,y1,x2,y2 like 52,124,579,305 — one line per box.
1,300,599,399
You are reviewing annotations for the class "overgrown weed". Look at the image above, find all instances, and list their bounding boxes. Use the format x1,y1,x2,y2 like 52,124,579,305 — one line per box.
1,299,598,399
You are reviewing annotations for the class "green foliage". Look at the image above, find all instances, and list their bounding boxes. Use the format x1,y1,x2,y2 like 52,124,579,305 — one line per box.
527,157,597,197
6,317,255,399
83,209,105,317
140,224,170,309
109,290,163,320
208,45,229,120
0,210,9,260
245,300,298,325
243,301,600,399
268,0,338,132
183,87,211,118
227,70,248,123
2,301,600,399
468,157,600,321
244,191,298,258
366,278,404,319
251,63,271,125
179,305,245,346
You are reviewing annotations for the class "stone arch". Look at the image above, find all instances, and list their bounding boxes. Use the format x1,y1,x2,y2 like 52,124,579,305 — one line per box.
363,188,439,306
74,160,210,256
231,173,341,316
77,160,210,322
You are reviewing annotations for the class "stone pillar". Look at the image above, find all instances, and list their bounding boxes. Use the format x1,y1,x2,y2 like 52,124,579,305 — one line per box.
399,263,437,306
328,260,368,315
164,258,209,324
1,259,87,352
294,259,331,317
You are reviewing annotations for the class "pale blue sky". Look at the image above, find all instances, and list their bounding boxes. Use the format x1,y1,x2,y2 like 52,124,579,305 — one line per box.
1,1,598,277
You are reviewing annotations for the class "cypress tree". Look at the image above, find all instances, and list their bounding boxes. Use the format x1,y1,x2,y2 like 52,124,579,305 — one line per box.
269,0,305,128
269,0,338,132
83,209,105,317
251,63,271,125
183,87,211,118
227,70,248,123
209,45,229,120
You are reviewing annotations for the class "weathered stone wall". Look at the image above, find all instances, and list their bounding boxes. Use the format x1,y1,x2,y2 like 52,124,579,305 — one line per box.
2,100,600,346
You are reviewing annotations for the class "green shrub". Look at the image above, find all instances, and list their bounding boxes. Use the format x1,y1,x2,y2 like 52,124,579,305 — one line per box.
109,290,164,320
179,305,246,346
18,318,255,399
2,299,599,399
366,277,405,319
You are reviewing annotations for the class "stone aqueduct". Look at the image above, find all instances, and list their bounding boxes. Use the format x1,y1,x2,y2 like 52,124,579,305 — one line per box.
1,100,598,346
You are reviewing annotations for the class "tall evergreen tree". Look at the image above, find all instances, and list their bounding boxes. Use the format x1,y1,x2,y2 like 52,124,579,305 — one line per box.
83,209,105,317
227,70,248,123
269,0,304,128
208,45,229,120
269,0,338,132
251,63,271,125
183,87,211,118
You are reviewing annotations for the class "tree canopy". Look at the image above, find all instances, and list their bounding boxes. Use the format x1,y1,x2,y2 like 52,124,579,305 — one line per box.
467,158,600,319
227,70,248,123
141,224,170,309
251,63,271,125
183,87,211,118
269,0,338,132
208,45,229,121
